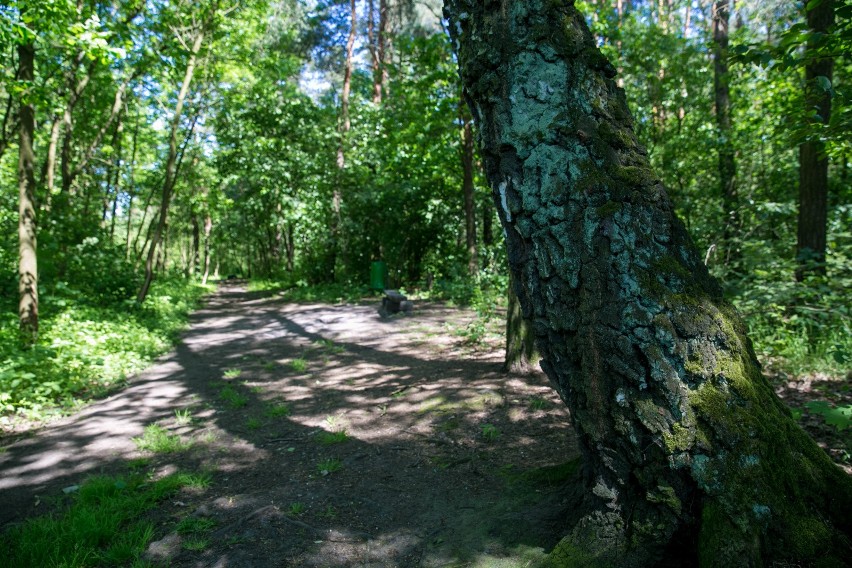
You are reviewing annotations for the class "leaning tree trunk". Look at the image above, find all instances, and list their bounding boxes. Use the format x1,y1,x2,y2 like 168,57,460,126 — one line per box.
444,1,851,566
137,24,207,303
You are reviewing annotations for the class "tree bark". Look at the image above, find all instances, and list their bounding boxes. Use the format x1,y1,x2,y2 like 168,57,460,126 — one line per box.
368,0,383,104
712,0,738,262
330,0,358,281
503,271,537,372
201,214,212,285
0,89,19,162
285,222,295,271
138,24,208,302
43,116,61,196
340,0,357,139
17,40,38,346
64,76,133,194
445,1,851,565
106,111,125,236
461,99,478,275
378,0,390,101
125,113,140,259
191,214,200,276
59,58,95,195
796,0,834,281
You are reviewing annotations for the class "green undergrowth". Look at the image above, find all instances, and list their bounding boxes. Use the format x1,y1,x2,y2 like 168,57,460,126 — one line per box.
0,471,210,568
0,277,213,420
248,278,373,304
721,246,851,377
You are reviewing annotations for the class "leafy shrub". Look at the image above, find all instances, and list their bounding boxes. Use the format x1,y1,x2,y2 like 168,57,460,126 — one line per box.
731,257,851,375
0,277,211,418
63,237,142,305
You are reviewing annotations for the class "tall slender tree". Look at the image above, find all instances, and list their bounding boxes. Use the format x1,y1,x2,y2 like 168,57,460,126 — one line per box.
712,0,738,262
329,0,357,280
138,5,215,302
17,35,38,346
460,99,477,275
796,0,834,281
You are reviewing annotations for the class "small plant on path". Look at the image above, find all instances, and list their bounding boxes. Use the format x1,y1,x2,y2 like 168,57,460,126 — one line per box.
133,424,192,454
481,423,499,442
182,537,209,551
219,385,248,408
317,458,342,476
176,516,216,535
316,430,349,445
319,505,338,519
265,402,291,418
174,408,192,425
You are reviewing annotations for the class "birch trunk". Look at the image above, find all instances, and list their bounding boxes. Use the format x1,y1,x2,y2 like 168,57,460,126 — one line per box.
445,1,852,565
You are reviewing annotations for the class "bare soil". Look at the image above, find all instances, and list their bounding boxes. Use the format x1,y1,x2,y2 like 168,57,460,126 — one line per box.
0,283,848,567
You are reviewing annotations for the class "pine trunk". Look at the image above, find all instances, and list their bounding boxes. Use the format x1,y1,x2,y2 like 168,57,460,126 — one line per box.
445,1,851,565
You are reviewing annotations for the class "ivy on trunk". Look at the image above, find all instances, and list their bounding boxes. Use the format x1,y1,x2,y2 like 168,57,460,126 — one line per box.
444,1,852,565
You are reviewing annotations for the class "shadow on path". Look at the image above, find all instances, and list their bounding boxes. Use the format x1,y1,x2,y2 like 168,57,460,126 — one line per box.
0,283,579,566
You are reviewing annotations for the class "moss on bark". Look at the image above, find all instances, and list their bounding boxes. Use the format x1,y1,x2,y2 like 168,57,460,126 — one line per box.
445,0,852,565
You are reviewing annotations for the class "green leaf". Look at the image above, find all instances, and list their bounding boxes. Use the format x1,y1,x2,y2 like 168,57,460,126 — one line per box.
815,75,832,92
806,401,852,431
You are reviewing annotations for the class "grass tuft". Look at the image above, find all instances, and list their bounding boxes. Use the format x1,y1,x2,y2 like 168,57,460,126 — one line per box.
316,430,349,445
219,385,248,408
264,402,291,418
317,458,343,476
132,424,192,453
176,516,216,535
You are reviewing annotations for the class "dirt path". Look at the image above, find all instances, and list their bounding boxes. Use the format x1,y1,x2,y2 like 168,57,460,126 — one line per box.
0,283,579,567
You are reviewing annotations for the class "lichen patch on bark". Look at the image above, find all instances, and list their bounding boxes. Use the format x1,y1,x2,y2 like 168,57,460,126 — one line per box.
445,0,852,565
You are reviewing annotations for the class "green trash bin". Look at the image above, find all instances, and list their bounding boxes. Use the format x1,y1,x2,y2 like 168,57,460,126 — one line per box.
370,261,388,291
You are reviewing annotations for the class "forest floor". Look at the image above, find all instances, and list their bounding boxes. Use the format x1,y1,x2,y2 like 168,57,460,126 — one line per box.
0,282,848,567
